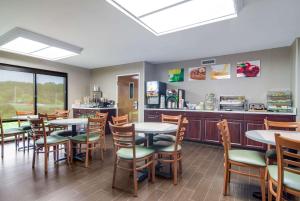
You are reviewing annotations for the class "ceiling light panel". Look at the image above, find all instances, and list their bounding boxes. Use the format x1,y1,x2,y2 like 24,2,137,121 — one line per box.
1,37,48,54
32,47,78,60
106,0,240,35
0,27,83,60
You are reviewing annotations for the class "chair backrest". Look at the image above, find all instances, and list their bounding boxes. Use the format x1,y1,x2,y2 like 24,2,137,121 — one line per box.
55,110,69,119
86,117,106,143
95,112,108,132
29,118,47,145
264,119,300,131
161,114,182,125
38,113,48,121
112,114,129,125
217,119,231,161
46,114,58,121
174,117,189,150
16,110,34,127
109,122,136,158
275,134,300,193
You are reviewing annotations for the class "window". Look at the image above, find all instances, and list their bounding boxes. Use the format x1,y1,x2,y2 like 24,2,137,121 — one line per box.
0,63,67,120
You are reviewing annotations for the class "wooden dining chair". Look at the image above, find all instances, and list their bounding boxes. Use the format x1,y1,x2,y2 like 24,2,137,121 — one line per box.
217,119,267,201
15,110,34,149
112,114,146,145
70,117,106,167
0,116,26,158
268,134,300,201
55,110,70,119
109,122,155,196
95,112,108,151
153,114,182,143
30,118,70,174
264,119,300,164
155,117,188,185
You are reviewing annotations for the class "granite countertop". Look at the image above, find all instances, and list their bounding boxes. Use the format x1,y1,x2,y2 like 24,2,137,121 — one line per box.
144,108,297,116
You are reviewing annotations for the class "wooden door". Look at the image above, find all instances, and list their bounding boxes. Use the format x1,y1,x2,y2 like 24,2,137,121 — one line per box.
117,74,139,122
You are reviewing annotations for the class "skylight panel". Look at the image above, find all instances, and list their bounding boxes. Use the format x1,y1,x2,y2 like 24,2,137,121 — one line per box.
106,0,241,36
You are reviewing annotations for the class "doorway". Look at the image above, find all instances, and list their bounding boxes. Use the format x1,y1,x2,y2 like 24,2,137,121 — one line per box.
117,74,139,122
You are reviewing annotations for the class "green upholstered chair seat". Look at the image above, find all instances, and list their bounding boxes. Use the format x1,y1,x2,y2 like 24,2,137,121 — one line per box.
153,134,176,142
117,146,154,159
266,149,277,159
51,130,73,137
268,165,300,191
70,133,100,142
36,135,69,145
135,135,146,145
152,141,181,152
4,128,25,136
19,124,31,131
228,150,266,167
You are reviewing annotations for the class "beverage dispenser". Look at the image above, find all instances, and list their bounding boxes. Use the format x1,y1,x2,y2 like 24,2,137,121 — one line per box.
146,81,166,108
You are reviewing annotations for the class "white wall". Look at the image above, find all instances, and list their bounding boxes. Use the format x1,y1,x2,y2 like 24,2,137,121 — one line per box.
0,51,91,115
152,47,292,105
291,38,300,120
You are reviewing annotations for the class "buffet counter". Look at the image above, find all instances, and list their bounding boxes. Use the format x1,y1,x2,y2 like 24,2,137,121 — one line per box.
144,108,297,150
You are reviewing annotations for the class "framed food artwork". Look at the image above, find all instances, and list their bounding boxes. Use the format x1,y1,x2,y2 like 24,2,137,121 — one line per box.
189,66,206,81
210,64,231,80
237,60,261,77
168,68,184,82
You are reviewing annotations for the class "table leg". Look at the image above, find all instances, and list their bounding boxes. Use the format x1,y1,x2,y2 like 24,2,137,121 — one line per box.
146,133,154,147
71,125,77,137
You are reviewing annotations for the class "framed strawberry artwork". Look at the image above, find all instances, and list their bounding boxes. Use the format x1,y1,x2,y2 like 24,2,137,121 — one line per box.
236,60,261,78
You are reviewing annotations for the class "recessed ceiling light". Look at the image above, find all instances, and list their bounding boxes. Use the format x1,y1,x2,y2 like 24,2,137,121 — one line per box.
0,27,83,60
106,0,243,36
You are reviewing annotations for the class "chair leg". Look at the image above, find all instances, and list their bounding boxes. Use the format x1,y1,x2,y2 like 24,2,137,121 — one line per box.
102,135,106,151
223,162,229,196
53,146,57,162
15,135,18,151
1,136,4,158
179,156,183,175
173,155,178,185
151,155,155,183
133,164,138,197
70,142,74,164
85,145,89,168
22,133,25,153
268,180,272,201
112,155,117,188
44,146,48,174
260,168,266,201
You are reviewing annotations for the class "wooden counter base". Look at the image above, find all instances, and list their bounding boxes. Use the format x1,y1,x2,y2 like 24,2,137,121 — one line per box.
144,109,296,150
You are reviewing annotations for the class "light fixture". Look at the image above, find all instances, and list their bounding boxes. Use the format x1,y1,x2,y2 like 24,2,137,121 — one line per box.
0,27,83,60
106,0,243,36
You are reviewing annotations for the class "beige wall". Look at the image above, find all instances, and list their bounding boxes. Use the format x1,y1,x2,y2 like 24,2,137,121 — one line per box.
0,51,91,115
152,47,292,105
90,61,145,121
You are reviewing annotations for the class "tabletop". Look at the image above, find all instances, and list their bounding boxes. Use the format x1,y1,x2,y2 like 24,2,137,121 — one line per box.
49,118,88,126
11,115,39,121
246,130,300,145
134,122,178,134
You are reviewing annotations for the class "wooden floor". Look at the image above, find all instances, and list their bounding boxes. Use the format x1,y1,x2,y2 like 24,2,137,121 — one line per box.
0,137,263,201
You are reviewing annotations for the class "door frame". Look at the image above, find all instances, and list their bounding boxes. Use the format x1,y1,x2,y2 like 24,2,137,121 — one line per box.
116,73,141,121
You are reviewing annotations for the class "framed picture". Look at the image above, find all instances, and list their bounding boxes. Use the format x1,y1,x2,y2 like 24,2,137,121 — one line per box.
168,68,184,82
188,66,206,81
237,60,261,77
210,64,231,80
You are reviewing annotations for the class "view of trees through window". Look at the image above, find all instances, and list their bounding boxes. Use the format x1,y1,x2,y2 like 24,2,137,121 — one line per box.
37,74,65,114
0,67,67,119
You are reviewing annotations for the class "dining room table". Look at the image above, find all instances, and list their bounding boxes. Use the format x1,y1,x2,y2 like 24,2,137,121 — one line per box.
133,122,178,147
245,129,300,199
48,118,88,136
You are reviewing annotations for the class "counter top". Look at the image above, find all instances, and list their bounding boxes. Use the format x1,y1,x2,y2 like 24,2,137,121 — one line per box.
72,106,117,110
144,108,297,116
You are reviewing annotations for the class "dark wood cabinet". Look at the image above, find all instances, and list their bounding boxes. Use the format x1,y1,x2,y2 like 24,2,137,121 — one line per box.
144,109,296,150
73,108,116,134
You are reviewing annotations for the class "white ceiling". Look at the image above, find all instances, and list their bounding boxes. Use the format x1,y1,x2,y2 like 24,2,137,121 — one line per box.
0,0,300,69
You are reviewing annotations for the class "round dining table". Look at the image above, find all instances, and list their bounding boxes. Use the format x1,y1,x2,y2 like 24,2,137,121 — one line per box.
11,115,39,121
48,118,88,136
246,130,300,145
133,122,178,147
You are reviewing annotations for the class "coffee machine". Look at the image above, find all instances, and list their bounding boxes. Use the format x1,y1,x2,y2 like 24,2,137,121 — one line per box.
166,89,185,109
146,81,166,108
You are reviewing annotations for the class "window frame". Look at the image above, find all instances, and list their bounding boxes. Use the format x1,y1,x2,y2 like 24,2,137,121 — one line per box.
0,63,68,121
